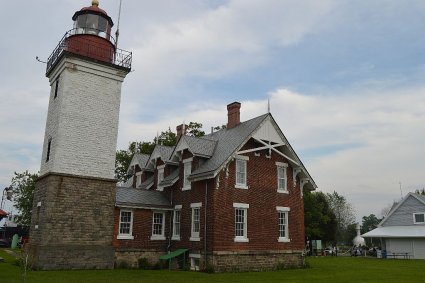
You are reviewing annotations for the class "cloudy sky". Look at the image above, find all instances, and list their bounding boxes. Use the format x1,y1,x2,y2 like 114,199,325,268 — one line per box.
0,0,424,222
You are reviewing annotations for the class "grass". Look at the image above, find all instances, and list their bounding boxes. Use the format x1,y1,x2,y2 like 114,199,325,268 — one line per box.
1,249,425,283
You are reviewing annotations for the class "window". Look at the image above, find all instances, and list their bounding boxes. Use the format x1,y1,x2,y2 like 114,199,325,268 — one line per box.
414,213,425,224
151,212,165,240
172,205,182,240
189,254,200,271
157,165,165,191
46,138,52,162
277,206,290,242
54,76,60,99
235,156,249,189
233,203,249,242
136,172,142,187
117,210,134,239
276,162,288,193
190,203,202,241
183,158,193,190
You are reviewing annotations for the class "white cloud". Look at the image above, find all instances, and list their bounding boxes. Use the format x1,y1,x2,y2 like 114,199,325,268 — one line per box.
266,85,425,219
124,0,336,103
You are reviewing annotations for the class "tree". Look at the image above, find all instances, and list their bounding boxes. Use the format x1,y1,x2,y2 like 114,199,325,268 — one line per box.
415,188,425,195
361,214,381,234
115,122,205,183
186,122,205,137
326,191,356,244
341,223,357,246
10,171,38,226
361,214,382,247
304,190,337,245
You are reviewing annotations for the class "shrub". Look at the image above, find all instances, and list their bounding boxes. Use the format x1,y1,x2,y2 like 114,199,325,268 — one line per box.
138,257,151,270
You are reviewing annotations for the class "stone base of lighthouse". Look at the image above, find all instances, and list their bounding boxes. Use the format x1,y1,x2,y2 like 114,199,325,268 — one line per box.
28,173,116,270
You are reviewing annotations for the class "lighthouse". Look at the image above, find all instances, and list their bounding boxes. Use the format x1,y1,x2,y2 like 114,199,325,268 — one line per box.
29,1,131,270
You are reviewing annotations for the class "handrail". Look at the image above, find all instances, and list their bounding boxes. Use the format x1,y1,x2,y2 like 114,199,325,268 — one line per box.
46,28,132,75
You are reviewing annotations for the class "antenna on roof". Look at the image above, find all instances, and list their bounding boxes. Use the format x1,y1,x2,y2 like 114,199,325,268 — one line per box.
267,98,271,113
115,0,123,48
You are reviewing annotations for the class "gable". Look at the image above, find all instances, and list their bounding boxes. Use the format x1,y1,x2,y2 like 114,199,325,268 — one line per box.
189,113,316,191
381,193,425,227
252,119,283,144
127,153,149,174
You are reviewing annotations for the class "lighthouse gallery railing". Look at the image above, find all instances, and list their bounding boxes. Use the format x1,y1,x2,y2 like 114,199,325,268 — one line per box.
46,29,132,75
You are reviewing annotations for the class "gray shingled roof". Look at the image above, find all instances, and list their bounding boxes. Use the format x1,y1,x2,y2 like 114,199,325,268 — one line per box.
156,145,174,161
159,168,179,187
127,153,150,174
135,153,150,168
139,175,154,190
182,135,217,157
116,187,171,209
190,114,268,179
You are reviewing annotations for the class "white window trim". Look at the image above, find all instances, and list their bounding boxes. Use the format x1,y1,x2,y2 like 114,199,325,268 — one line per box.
150,211,166,240
277,206,290,242
190,203,202,241
172,205,182,240
182,158,193,191
235,155,249,189
117,209,134,240
276,162,288,194
157,164,165,191
189,254,201,271
135,171,142,187
234,203,249,242
413,212,425,224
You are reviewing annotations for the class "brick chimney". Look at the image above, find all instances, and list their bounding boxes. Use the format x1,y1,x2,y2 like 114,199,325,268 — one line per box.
227,102,241,129
176,124,187,139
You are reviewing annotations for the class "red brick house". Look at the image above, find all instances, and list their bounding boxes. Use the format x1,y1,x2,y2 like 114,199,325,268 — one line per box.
113,102,317,272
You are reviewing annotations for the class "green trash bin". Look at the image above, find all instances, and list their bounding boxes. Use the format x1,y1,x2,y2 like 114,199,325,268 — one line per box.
11,234,19,249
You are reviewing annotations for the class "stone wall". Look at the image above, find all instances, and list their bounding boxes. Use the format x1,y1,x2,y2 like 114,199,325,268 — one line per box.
210,250,304,272
28,173,116,270
115,249,164,268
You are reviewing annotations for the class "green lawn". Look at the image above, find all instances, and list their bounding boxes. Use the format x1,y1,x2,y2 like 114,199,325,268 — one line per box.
1,249,425,283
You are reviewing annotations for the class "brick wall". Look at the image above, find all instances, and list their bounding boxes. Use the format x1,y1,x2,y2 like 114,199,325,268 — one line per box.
113,138,306,271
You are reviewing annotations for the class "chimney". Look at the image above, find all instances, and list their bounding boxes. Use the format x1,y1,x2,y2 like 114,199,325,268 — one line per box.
227,102,241,129
176,123,187,139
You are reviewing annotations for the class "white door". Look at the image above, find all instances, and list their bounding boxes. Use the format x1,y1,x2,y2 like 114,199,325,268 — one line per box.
413,239,425,259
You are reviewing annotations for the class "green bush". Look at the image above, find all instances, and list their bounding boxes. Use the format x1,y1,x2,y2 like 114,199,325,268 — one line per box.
138,257,151,270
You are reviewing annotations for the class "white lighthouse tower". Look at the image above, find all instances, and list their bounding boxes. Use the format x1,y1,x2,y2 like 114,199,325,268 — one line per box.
29,1,131,270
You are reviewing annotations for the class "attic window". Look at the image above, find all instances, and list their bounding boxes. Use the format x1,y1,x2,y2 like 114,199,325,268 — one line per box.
414,213,425,224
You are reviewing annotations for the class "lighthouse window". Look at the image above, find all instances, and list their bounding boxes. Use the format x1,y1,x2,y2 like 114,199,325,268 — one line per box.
54,76,59,99
76,14,87,29
46,138,52,162
98,17,107,32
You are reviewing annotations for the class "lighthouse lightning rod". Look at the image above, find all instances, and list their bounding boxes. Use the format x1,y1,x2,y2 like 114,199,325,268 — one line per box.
115,0,123,49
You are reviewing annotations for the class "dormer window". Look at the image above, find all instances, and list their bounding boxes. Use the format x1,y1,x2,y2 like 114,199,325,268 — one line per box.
135,171,142,187
414,213,425,224
182,158,193,191
157,164,165,191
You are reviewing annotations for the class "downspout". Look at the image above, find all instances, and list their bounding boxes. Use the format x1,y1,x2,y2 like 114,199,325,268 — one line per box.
204,180,208,268
168,188,173,252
